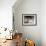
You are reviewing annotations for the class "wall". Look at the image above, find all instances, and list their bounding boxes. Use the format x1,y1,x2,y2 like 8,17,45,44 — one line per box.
0,0,16,30
41,0,46,46
13,0,41,46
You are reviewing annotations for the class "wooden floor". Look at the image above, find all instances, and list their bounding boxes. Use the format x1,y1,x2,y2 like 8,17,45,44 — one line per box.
0,39,16,46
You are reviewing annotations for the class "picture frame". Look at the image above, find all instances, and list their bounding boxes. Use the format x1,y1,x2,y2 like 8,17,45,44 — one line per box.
22,14,37,26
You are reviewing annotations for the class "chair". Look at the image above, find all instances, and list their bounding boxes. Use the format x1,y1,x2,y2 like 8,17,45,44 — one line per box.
14,33,23,46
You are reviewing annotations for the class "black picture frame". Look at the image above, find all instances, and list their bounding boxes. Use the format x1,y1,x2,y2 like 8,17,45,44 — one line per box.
22,14,37,26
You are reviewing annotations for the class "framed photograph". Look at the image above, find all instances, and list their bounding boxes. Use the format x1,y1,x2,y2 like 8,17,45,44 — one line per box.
22,14,37,26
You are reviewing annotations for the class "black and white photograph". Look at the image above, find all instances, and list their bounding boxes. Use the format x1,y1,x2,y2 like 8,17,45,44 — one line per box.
22,14,37,26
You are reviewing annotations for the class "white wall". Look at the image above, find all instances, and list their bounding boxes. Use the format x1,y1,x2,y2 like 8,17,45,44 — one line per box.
41,0,46,46
0,0,16,30
13,0,41,46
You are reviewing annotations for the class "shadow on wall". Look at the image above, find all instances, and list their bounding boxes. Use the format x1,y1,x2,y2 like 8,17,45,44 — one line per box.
12,0,24,10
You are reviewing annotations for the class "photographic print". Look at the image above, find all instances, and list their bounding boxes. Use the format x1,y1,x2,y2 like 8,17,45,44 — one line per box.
22,14,37,26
